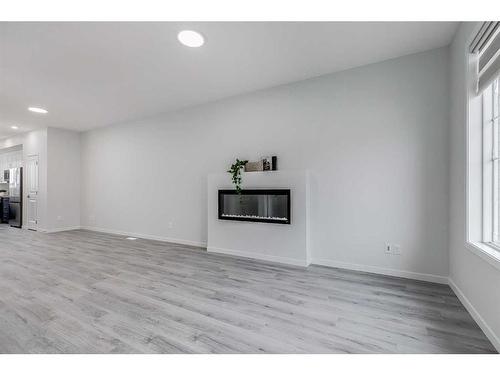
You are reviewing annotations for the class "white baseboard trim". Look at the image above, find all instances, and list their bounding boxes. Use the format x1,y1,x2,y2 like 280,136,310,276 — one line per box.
31,226,447,285
207,246,309,267
41,226,82,233
80,226,206,248
448,278,500,353
311,258,449,284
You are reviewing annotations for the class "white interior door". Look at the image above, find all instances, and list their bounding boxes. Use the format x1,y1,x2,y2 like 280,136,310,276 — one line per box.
26,155,39,230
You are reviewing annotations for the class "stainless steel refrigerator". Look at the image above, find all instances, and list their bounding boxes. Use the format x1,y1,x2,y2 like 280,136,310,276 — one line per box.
8,167,22,228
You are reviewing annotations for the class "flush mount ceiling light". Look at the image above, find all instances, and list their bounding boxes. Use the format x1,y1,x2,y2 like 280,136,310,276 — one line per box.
28,106,48,114
11,125,19,130
177,30,205,47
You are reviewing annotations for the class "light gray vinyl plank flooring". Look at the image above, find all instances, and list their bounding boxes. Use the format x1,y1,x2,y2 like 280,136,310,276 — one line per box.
0,226,496,353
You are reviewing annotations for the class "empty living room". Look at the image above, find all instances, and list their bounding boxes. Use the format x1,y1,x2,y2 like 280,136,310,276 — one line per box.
1,1,500,373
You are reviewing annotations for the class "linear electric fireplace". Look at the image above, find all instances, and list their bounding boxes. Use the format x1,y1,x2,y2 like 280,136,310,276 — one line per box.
218,189,291,224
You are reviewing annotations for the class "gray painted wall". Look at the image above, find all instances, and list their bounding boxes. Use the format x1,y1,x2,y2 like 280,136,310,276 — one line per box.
47,127,81,231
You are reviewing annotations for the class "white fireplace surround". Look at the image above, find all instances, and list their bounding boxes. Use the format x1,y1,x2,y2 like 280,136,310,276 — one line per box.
207,170,311,266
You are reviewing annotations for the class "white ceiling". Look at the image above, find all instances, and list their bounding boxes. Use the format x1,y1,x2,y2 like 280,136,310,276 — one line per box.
0,22,458,139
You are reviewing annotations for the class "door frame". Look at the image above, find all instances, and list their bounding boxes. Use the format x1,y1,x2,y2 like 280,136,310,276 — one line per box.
25,154,39,231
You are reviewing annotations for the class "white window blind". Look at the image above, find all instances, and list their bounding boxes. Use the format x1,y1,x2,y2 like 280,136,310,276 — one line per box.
470,22,500,93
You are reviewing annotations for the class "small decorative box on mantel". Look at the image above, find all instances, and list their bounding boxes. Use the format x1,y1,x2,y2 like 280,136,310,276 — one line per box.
244,160,264,172
244,156,278,172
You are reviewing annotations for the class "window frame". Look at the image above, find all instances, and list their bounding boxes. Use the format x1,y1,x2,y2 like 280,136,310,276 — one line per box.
465,25,500,271
482,79,500,248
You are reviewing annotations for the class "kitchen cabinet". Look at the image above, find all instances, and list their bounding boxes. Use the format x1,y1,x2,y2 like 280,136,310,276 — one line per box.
0,197,9,223
0,150,23,183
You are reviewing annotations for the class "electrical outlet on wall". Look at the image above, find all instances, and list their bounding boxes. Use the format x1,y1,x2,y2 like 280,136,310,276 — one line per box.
168,221,174,229
385,243,392,254
56,215,62,221
385,243,402,255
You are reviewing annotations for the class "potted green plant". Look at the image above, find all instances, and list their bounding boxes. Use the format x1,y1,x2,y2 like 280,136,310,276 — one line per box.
227,158,248,195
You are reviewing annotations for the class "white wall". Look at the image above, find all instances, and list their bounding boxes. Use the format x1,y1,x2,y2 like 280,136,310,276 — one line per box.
46,127,81,231
81,46,450,281
448,22,500,350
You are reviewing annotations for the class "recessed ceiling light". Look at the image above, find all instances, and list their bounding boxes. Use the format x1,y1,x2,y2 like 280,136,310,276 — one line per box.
10,126,19,130
125,237,138,240
28,107,48,114
177,30,204,48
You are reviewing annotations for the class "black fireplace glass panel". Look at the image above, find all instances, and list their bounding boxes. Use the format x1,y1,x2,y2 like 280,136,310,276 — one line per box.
218,189,290,224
